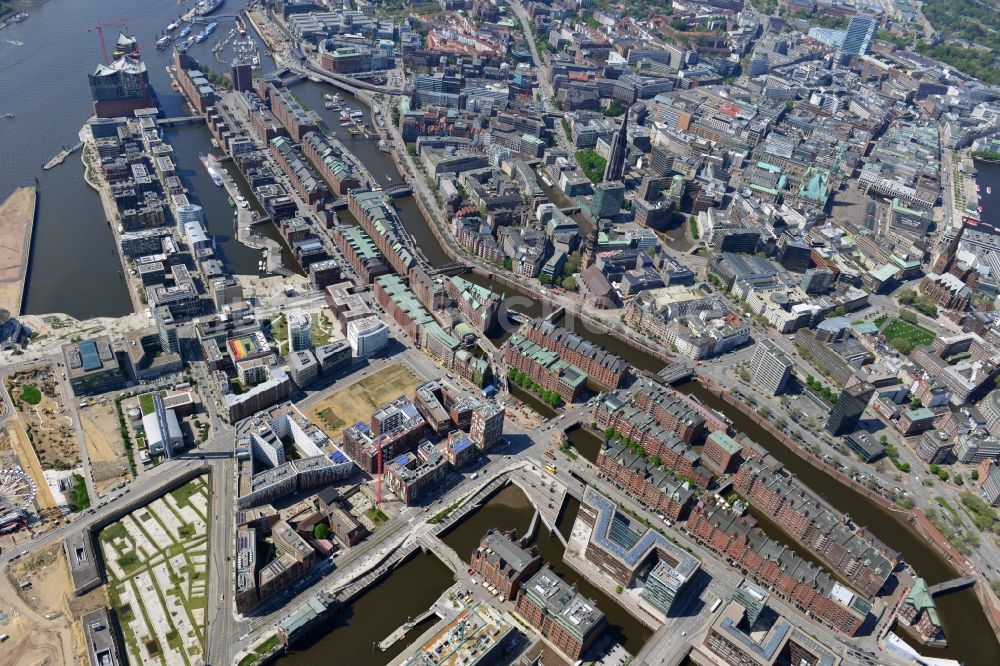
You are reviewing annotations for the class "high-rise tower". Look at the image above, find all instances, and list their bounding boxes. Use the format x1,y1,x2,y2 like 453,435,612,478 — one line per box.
602,107,629,182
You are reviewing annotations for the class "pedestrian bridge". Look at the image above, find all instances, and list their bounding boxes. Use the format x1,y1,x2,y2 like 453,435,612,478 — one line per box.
658,363,694,385
927,575,976,596
157,115,205,127
385,183,412,198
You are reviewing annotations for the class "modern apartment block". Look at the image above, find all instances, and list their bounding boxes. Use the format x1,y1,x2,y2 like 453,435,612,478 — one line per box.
825,382,875,436
384,442,448,505
286,310,313,352
748,340,793,396
470,399,505,450
235,403,354,509
695,597,842,666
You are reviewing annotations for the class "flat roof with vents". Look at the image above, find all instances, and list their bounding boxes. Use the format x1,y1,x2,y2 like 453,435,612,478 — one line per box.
79,340,102,371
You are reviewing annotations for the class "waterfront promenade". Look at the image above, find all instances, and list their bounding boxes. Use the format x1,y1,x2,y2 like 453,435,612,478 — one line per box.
0,185,37,314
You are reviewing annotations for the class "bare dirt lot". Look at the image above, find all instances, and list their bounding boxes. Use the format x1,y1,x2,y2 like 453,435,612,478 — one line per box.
306,363,422,439
79,401,130,497
0,543,107,666
0,185,36,314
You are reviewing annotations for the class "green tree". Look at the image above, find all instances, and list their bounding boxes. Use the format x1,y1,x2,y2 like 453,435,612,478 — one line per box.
539,274,551,285
575,149,607,184
562,251,581,277
313,523,330,540
899,309,918,324
603,99,625,117
891,337,916,354
562,275,578,291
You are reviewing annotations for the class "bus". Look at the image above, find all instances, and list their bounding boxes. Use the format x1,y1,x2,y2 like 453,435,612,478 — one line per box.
544,465,557,475
710,598,722,613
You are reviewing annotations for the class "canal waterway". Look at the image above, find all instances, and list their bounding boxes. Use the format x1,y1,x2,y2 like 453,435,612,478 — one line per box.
974,157,1000,229
441,483,653,655
566,425,603,463
277,551,453,666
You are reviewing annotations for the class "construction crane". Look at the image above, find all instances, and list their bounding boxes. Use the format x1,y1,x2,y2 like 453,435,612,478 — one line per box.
88,19,129,65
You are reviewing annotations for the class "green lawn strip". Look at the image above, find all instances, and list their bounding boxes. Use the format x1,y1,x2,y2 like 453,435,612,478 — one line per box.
152,562,192,666
162,551,201,657
255,634,280,655
161,491,198,537
128,576,169,666
110,583,143,662
171,480,202,510
148,500,185,547
365,507,389,525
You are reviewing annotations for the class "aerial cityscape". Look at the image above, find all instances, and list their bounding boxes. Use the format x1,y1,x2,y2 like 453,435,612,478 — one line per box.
2,0,1000,665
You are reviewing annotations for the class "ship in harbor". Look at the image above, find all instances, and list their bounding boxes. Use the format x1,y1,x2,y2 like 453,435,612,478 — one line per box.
179,25,192,38
195,0,225,17
200,154,224,187
156,35,174,50
195,22,218,43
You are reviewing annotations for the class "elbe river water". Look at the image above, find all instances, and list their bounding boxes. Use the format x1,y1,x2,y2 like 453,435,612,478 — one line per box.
3,0,999,661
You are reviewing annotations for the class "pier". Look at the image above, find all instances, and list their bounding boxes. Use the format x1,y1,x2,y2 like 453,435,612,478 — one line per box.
42,142,82,170
0,185,37,314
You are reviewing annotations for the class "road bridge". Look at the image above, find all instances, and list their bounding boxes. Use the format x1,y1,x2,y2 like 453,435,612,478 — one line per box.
295,61,402,95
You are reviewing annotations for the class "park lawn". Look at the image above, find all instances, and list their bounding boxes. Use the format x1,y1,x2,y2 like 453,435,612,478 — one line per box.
882,319,934,348
19,385,42,405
